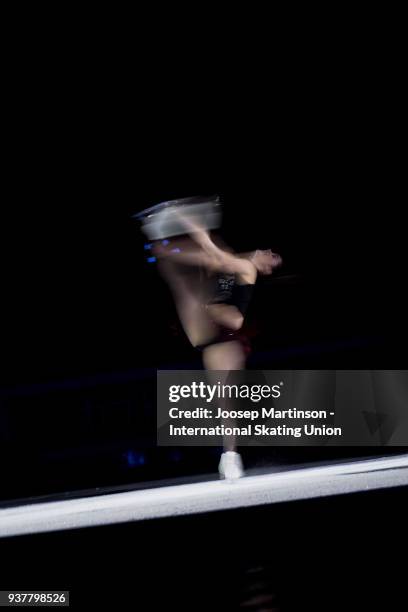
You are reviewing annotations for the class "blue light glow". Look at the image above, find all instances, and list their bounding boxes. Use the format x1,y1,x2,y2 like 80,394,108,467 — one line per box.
125,451,146,467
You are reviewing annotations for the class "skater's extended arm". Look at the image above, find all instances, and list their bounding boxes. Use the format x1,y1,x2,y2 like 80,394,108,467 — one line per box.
171,209,254,279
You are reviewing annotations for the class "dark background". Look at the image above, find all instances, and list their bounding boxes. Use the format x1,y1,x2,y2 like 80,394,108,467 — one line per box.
4,104,406,384
1,32,407,502
1,17,407,612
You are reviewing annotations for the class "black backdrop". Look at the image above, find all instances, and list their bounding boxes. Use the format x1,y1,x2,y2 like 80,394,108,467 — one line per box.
3,111,406,385
1,18,407,612
1,45,407,501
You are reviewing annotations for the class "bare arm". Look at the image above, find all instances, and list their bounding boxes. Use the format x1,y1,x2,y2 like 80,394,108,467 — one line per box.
171,209,254,278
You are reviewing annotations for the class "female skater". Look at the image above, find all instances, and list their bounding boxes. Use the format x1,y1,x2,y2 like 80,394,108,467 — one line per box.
152,207,282,479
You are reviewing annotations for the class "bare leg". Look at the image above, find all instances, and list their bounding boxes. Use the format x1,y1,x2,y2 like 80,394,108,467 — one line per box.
206,303,244,331
203,340,246,453
157,258,218,347
156,248,247,477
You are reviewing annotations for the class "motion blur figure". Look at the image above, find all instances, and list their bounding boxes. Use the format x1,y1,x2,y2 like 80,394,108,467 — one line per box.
152,205,282,479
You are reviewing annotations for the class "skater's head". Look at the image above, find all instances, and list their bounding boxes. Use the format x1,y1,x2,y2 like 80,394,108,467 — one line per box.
250,249,282,275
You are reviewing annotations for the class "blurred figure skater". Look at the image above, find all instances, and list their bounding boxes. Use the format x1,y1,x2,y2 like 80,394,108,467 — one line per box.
152,207,282,479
